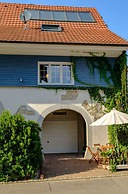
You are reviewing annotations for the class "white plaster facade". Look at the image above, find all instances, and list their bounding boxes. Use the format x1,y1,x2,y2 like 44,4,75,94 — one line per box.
0,87,108,158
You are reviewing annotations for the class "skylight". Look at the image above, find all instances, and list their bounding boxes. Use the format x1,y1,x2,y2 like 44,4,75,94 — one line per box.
41,24,62,32
25,9,95,22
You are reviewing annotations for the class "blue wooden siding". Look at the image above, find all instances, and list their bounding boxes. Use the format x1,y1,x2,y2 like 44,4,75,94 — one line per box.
0,55,70,86
75,58,114,87
0,55,115,87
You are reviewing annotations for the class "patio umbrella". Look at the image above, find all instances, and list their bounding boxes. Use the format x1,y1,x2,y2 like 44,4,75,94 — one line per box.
90,108,128,126
90,108,128,146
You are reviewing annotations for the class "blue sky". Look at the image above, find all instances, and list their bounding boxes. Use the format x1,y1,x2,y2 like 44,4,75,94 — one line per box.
1,0,128,41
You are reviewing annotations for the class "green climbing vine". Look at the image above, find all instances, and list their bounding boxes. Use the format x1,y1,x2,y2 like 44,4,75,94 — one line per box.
71,52,127,89
71,56,102,87
71,51,127,104
87,52,112,86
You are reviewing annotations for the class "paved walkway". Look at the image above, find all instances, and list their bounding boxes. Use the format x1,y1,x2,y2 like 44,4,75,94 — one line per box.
1,176,128,194
42,154,128,181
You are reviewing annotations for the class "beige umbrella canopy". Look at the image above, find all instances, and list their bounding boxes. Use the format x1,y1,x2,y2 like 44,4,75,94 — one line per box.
90,108,128,126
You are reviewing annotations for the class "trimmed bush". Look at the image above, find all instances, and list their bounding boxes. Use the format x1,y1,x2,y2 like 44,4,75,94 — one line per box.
0,111,43,182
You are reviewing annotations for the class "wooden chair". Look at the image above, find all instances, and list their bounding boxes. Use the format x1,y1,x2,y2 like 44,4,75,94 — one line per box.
87,146,100,164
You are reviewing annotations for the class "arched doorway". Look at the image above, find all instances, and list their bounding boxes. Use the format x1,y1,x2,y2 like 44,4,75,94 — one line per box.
42,109,86,154
37,104,93,156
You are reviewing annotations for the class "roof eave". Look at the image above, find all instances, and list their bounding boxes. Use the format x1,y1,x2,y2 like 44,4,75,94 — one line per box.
0,40,128,47
0,41,128,57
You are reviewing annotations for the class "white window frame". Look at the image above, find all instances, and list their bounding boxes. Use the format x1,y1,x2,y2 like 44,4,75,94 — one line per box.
38,61,74,85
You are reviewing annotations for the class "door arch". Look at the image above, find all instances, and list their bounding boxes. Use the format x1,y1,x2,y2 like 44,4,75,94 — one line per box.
37,104,93,158
42,109,87,154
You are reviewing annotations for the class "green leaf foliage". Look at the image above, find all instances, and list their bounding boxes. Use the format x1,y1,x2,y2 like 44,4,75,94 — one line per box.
0,111,43,182
106,91,128,147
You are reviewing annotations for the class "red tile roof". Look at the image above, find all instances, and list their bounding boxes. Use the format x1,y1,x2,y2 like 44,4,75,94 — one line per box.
0,2,128,46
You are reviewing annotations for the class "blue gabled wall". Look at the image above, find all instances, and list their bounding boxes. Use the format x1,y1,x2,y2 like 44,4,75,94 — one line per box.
0,55,115,87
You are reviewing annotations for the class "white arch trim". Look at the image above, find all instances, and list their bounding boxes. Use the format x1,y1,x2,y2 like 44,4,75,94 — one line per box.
37,104,93,158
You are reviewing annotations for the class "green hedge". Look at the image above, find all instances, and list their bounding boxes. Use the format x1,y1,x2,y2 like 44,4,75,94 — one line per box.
0,111,43,182
108,124,128,146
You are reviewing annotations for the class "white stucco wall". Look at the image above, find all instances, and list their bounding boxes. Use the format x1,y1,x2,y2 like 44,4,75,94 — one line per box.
0,87,109,158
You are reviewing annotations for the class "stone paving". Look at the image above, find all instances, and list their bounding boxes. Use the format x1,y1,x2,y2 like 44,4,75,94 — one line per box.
42,154,128,181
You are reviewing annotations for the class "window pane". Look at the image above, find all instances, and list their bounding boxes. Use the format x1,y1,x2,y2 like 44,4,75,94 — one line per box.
40,10,53,20
53,11,67,21
62,65,71,83
66,12,80,21
78,12,95,22
51,65,60,83
40,64,49,83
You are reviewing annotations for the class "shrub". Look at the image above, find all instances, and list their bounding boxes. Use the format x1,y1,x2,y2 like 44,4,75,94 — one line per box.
108,124,128,147
0,111,43,182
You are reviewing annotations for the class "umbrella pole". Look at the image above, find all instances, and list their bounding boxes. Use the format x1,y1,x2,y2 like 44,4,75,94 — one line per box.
116,130,118,147
116,130,120,157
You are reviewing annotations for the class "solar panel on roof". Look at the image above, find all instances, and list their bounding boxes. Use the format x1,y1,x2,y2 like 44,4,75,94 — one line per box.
25,9,95,22
40,10,53,20
29,9,39,20
66,12,80,21
78,12,95,22
53,11,67,21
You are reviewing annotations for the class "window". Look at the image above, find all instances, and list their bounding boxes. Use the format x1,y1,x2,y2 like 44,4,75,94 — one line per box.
41,24,62,32
25,9,95,22
38,62,74,85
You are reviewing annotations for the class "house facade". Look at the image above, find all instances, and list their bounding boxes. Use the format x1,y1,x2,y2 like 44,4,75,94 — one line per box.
0,2,128,157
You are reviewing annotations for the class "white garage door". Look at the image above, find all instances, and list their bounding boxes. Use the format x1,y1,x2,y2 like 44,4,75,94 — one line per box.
42,121,78,153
